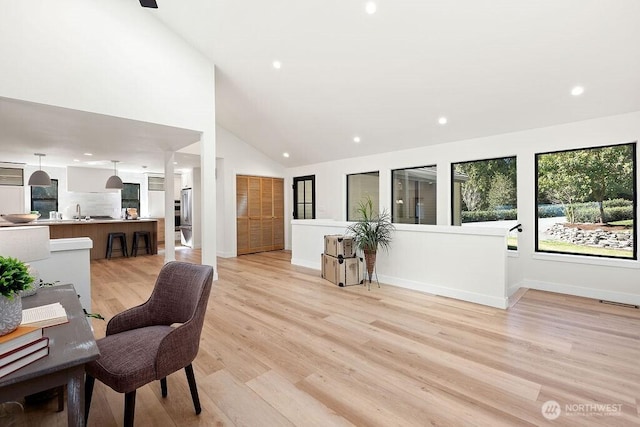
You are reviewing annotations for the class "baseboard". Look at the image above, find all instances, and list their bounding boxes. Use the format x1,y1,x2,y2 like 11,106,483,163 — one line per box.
377,274,508,309
291,258,320,271
523,279,640,306
216,251,236,258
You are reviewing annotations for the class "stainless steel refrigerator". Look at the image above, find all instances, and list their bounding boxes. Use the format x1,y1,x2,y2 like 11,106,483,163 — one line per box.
180,188,193,247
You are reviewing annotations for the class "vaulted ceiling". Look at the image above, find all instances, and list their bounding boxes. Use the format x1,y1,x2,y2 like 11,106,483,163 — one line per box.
2,1,640,171
152,0,640,167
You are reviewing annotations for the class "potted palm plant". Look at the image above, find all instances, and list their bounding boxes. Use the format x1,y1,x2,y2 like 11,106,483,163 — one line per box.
346,197,394,289
0,256,35,336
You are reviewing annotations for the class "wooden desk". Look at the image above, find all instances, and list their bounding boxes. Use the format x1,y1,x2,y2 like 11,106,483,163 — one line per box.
0,285,100,426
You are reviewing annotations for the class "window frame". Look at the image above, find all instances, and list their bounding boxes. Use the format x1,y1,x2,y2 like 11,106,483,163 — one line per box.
292,175,316,219
346,171,379,221
450,155,518,226
121,182,141,214
30,178,58,213
391,165,437,225
534,142,637,260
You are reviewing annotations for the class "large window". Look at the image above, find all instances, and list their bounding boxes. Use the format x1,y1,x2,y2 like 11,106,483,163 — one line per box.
293,175,315,219
452,157,518,248
536,142,636,259
392,166,437,224
122,183,141,214
347,171,379,221
31,179,58,214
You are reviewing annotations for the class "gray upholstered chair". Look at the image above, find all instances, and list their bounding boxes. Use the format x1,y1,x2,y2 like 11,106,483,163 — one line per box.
84,261,214,427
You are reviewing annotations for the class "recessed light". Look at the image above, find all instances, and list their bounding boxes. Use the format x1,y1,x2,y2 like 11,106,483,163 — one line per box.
571,86,584,96
173,161,178,165
283,152,290,158
272,60,282,69
73,159,80,162
438,117,448,125
365,1,377,14
83,152,93,156
353,136,361,143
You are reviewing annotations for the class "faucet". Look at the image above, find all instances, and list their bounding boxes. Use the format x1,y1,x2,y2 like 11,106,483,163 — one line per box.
76,204,82,219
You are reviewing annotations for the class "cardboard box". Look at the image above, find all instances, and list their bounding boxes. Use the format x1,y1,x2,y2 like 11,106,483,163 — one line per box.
324,235,356,258
321,253,363,287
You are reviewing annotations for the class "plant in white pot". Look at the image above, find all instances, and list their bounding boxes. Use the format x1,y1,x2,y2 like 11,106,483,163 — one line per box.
346,197,394,289
0,256,35,336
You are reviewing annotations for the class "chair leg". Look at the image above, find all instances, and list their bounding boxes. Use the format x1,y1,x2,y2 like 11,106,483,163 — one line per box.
124,390,136,427
161,377,168,397
85,375,95,423
184,364,201,415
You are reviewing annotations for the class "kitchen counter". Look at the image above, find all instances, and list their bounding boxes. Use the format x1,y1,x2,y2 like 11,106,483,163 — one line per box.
0,218,159,226
1,218,159,259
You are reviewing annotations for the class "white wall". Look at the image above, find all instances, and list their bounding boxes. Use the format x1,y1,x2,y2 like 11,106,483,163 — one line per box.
292,220,509,308
216,125,287,257
286,111,640,306
0,0,216,267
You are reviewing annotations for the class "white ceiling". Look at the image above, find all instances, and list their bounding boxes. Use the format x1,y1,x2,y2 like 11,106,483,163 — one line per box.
0,97,201,174
2,1,640,170
153,0,640,167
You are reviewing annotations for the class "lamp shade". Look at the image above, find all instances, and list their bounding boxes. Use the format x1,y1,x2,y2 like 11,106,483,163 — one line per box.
0,226,51,262
28,170,52,187
105,174,123,189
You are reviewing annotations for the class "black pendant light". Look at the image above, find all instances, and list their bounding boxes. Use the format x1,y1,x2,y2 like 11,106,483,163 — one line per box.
105,160,123,190
28,153,52,187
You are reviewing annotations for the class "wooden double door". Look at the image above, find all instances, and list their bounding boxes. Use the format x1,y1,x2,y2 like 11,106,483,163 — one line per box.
236,175,285,255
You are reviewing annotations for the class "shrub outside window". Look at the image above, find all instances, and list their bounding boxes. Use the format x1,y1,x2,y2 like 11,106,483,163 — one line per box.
536,142,636,259
452,157,518,249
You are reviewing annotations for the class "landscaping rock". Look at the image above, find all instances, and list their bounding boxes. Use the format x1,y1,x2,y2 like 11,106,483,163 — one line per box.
544,223,633,251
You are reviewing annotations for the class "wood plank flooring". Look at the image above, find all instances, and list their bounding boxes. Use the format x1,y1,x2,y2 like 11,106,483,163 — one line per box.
11,250,640,426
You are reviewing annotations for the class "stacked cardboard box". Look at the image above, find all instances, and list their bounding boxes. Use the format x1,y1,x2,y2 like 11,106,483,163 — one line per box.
321,235,364,287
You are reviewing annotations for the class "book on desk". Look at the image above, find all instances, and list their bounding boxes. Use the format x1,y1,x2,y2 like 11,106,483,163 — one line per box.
21,302,69,329
0,326,49,378
0,301,68,378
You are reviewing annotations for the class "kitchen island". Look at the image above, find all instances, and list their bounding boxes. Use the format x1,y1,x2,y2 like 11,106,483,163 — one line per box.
0,218,158,260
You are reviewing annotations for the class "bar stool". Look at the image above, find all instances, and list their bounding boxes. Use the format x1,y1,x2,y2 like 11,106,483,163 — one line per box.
131,231,152,257
106,232,128,259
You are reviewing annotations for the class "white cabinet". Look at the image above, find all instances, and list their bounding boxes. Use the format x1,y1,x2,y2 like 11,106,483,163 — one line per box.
67,166,118,193
0,186,25,215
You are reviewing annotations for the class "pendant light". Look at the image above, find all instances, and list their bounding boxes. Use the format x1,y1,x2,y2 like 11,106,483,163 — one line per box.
105,160,123,189
28,153,52,187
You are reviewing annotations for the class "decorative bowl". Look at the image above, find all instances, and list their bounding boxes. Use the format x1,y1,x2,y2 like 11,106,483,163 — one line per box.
0,213,41,224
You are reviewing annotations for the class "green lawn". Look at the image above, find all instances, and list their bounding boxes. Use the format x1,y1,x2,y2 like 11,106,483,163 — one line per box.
538,240,633,258
609,219,634,227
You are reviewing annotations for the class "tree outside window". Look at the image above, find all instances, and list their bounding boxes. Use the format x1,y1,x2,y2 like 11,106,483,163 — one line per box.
536,143,636,259
452,157,518,249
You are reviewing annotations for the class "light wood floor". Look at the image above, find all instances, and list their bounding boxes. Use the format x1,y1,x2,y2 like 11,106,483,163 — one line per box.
12,249,640,426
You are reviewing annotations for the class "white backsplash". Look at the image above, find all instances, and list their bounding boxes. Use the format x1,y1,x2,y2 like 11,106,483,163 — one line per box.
64,192,121,219
21,165,159,219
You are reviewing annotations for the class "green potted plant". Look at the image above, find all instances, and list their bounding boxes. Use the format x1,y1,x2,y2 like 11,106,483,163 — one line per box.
0,256,35,336
346,197,395,289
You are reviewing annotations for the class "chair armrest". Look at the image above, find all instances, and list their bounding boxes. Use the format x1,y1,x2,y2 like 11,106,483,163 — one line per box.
106,303,153,335
155,320,200,377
